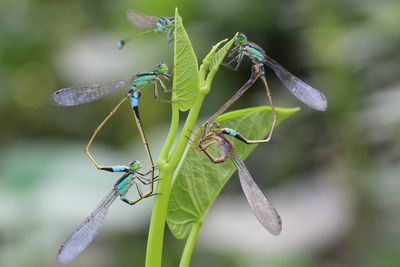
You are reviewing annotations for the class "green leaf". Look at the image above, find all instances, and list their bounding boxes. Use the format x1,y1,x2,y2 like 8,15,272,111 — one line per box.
198,34,237,95
172,8,199,112
166,106,299,239
208,33,237,74
198,39,227,82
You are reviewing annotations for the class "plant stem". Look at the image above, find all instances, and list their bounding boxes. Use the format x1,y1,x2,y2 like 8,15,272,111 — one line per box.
169,94,205,170
145,106,179,267
159,105,180,163
144,31,233,267
145,91,206,267
179,222,203,267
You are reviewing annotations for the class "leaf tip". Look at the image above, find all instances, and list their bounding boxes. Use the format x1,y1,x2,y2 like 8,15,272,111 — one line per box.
275,106,301,122
174,8,181,21
282,107,301,114
212,38,227,50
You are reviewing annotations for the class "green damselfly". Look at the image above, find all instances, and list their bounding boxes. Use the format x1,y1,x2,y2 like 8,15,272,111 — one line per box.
57,160,156,264
118,9,175,49
51,63,171,107
204,33,327,141
51,63,171,172
57,91,157,264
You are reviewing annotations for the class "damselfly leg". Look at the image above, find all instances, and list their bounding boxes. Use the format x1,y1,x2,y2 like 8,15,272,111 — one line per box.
85,96,128,170
201,64,261,140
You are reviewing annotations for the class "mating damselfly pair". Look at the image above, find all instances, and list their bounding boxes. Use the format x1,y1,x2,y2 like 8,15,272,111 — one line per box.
52,61,172,264
196,32,327,235
52,7,327,265
52,9,179,263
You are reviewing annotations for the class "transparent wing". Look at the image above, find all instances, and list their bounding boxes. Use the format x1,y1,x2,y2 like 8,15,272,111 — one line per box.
126,9,159,29
57,189,118,264
264,55,328,111
231,153,282,235
51,77,134,106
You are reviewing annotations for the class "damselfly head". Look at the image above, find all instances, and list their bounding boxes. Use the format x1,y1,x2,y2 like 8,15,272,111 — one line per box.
235,33,247,46
210,122,221,132
155,63,169,74
117,40,125,49
129,160,142,171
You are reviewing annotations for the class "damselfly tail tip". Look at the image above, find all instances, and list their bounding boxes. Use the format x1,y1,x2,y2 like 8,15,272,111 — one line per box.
117,40,125,50
118,35,137,49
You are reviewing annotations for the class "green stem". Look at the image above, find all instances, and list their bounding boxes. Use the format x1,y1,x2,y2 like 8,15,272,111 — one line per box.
145,106,179,267
145,92,206,267
159,105,180,163
179,222,203,267
145,32,234,267
169,93,205,170
145,165,173,267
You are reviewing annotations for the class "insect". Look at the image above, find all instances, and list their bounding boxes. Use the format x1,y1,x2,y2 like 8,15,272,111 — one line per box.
203,33,328,142
84,90,156,191
198,123,282,235
56,160,156,264
51,63,172,107
51,63,171,172
118,9,175,49
56,91,158,264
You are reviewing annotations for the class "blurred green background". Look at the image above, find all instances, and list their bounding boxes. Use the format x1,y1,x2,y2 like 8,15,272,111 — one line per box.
1,0,400,266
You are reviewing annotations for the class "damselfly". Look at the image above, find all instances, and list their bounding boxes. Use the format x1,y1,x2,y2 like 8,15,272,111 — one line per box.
118,9,175,49
56,91,158,264
51,63,171,107
57,160,156,264
51,63,171,174
84,90,157,195
204,33,328,142
198,123,282,235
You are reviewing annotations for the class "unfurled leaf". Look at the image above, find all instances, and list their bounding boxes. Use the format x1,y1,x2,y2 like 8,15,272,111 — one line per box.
172,9,199,111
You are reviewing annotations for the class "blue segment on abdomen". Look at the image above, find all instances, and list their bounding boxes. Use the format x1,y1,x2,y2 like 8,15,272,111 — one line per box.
112,166,126,172
226,128,237,137
117,41,124,49
131,97,139,108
